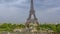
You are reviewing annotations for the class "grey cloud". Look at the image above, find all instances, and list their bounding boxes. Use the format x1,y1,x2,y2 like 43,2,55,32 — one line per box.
0,0,60,23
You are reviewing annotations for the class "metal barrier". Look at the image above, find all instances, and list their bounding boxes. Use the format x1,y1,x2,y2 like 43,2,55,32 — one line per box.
0,32,59,34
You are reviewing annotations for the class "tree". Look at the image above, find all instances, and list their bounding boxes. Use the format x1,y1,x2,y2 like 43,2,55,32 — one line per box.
56,24,60,33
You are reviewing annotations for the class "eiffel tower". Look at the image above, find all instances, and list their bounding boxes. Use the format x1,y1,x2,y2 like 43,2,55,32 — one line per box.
25,0,39,27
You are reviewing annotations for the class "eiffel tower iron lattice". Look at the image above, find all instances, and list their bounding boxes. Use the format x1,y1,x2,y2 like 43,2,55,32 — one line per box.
25,0,39,27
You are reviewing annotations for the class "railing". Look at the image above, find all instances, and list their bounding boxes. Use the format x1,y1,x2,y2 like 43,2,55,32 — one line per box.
9,32,60,34
0,32,59,34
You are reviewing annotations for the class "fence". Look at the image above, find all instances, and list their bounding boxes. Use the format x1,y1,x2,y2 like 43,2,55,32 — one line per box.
0,31,57,34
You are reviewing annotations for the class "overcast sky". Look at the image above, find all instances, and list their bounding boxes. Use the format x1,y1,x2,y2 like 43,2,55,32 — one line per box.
0,0,60,24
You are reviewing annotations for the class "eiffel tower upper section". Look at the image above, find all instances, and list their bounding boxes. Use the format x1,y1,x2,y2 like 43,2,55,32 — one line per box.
25,0,39,26
28,0,37,20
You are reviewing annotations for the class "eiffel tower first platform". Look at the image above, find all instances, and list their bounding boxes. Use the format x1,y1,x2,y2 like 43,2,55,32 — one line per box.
25,0,39,28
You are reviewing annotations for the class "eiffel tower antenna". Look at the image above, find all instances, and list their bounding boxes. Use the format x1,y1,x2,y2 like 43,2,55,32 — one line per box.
31,0,34,10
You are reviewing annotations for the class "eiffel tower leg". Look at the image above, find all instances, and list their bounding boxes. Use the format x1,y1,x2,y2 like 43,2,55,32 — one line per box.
34,14,37,20
34,13,39,24
27,13,31,20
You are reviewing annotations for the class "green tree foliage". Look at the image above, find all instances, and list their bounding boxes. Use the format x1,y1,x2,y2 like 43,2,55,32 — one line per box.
0,23,60,33
48,24,56,32
36,24,57,32
15,24,25,29
0,23,15,32
56,24,60,33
